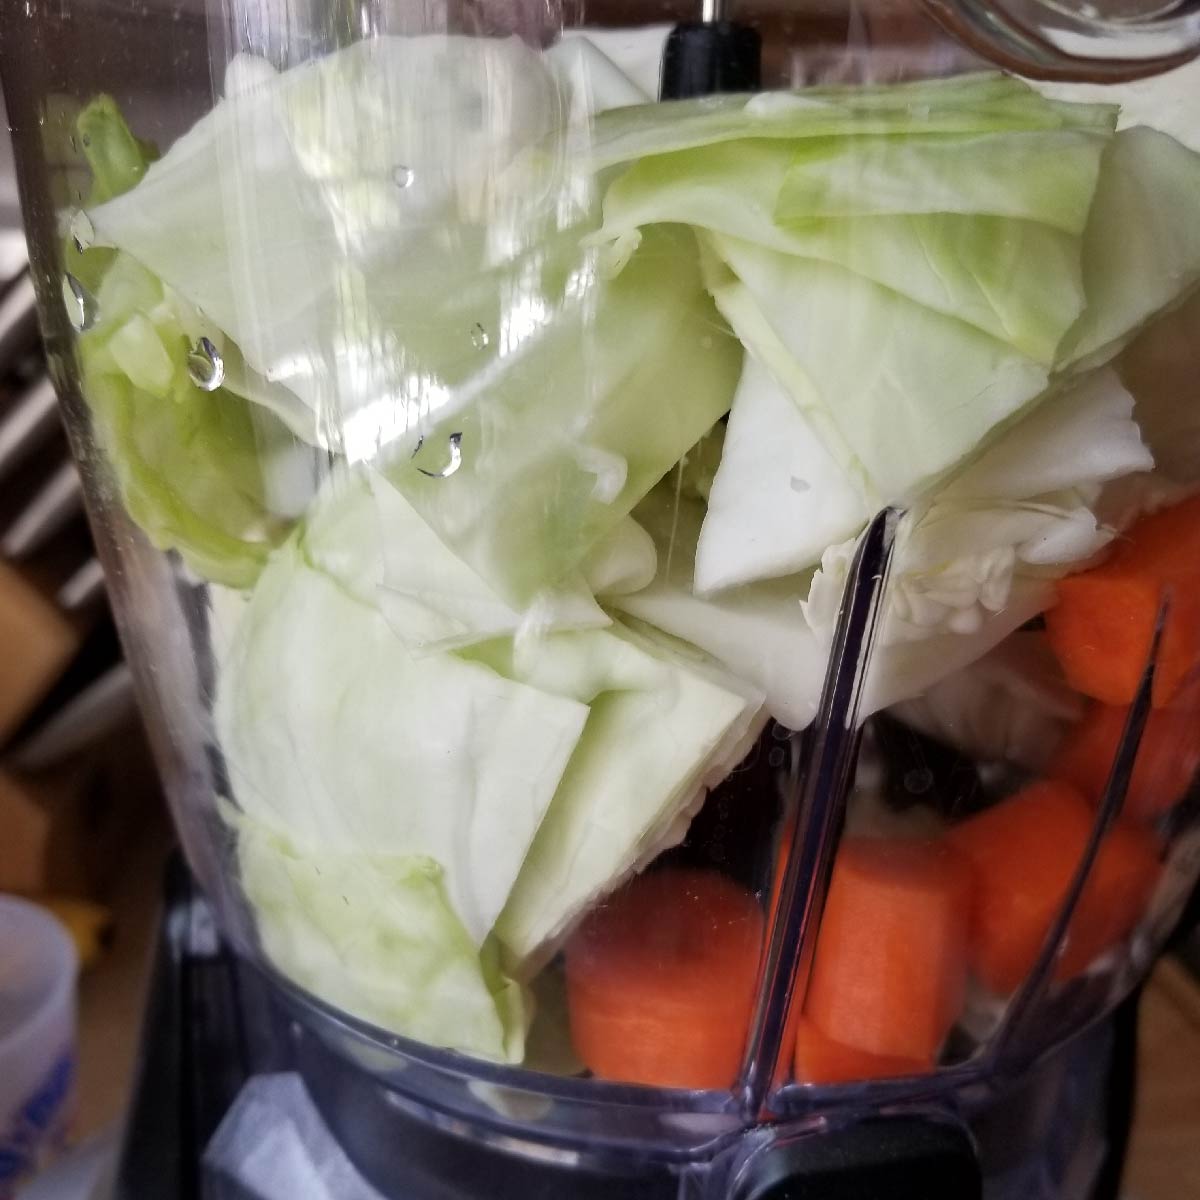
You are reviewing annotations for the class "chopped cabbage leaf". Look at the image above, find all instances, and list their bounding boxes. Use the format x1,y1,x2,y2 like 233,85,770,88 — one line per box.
233,812,527,1062
776,130,1107,234
804,367,1151,645
544,34,654,115
554,27,672,100
488,623,762,967
616,488,828,729
300,470,610,654
616,485,1057,727
696,355,868,594
79,252,294,588
575,73,1116,170
1060,127,1200,367
73,98,298,587
386,224,741,603
215,537,589,947
597,138,1086,363
87,36,568,447
579,517,658,597
705,232,1050,502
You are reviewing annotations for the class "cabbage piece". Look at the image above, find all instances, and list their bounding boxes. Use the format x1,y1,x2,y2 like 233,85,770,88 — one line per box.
776,130,1106,233
76,94,156,203
489,624,762,967
543,34,654,115
940,366,1153,503
386,224,741,603
597,139,1086,364
616,489,828,729
87,36,568,447
576,73,1116,170
696,355,868,594
215,538,589,947
804,367,1151,645
555,27,672,100
83,33,669,458
579,517,657,597
1059,127,1200,367
79,253,294,588
860,580,1054,714
705,232,1049,502
616,486,1056,727
300,470,610,653
72,99,301,587
233,813,526,1062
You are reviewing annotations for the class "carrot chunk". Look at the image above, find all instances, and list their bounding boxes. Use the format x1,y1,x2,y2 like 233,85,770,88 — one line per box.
803,838,972,1064
1046,495,1200,707
947,781,1160,993
564,868,764,1089
793,1017,925,1085
1048,688,1200,822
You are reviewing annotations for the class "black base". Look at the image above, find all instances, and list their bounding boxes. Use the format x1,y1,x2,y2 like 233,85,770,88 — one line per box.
112,856,1143,1200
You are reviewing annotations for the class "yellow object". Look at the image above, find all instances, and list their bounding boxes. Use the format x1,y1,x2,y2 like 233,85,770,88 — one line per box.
33,896,114,970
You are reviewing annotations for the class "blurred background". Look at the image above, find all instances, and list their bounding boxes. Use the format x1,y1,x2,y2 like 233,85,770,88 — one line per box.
0,68,1197,1197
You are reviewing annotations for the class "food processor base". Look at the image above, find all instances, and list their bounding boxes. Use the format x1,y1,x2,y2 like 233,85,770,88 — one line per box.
110,857,1137,1200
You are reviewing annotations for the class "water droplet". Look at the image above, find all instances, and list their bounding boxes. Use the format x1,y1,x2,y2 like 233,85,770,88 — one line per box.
412,431,463,478
470,323,489,350
392,164,415,189
61,273,95,331
187,336,225,391
68,135,77,152
771,723,793,742
69,210,94,253
768,747,787,769
700,335,714,350
81,133,91,148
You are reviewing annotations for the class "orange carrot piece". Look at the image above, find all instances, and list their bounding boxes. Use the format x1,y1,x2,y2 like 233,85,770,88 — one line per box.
947,781,1160,994
793,1017,925,1085
803,838,972,1065
1046,570,1200,707
1048,687,1200,822
1116,492,1200,574
1046,495,1200,707
565,868,764,1089
1061,821,1161,979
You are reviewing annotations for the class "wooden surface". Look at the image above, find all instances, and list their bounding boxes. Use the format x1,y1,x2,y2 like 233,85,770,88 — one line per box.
1124,958,1200,1200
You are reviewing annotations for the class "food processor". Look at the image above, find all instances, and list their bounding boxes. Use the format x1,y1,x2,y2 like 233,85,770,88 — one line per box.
2,0,1200,1195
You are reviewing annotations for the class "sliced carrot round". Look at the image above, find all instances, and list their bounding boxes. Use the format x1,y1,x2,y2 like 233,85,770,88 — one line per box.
565,868,764,1089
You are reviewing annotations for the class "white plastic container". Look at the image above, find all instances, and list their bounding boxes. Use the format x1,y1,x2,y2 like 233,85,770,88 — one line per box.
0,898,78,1200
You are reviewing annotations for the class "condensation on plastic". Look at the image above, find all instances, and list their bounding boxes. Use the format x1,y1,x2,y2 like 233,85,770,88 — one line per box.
2,0,1200,1193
